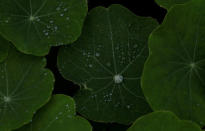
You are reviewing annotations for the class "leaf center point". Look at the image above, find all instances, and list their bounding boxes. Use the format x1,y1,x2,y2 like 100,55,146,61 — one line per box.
113,74,123,84
189,62,196,69
3,96,11,103
29,16,36,21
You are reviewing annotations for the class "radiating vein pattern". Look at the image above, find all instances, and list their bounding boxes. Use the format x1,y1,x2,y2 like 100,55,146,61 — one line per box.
0,47,54,130
0,0,88,55
142,0,205,126
58,5,158,124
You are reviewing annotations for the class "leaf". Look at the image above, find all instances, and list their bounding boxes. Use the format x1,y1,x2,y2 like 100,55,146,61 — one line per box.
155,0,190,9
58,4,158,124
0,46,54,130
142,0,205,126
16,94,92,131
127,111,201,131
0,0,88,56
0,36,9,63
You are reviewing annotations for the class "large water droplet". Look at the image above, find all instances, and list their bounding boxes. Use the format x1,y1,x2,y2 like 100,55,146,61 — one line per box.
113,74,123,84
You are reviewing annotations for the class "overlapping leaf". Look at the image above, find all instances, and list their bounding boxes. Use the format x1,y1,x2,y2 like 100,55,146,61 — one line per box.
17,95,92,131
127,111,201,131
142,0,205,126
0,46,54,130
58,4,158,124
0,0,88,56
155,0,190,9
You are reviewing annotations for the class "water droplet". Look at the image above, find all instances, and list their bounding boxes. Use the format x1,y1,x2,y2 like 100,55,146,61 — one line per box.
45,32,49,36
29,16,35,21
190,62,196,68
65,104,69,107
127,105,130,109
66,17,70,20
95,53,100,57
56,7,60,11
54,26,58,31
88,64,93,68
113,75,123,84
4,96,11,103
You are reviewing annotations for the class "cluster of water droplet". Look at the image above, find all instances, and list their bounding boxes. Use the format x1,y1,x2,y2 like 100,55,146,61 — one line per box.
103,92,113,103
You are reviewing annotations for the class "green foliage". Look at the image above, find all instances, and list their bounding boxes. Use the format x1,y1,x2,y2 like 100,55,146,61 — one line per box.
0,0,88,56
58,4,158,124
142,0,205,126
0,0,204,130
0,46,54,130
127,111,201,131
17,95,92,131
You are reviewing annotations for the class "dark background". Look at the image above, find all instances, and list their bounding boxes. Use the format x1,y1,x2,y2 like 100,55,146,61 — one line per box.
46,0,166,130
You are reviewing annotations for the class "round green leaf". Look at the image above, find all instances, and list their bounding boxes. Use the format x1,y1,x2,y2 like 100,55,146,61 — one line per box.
155,0,190,9
142,0,205,126
0,0,88,56
0,46,54,130
127,111,201,131
17,94,92,131
58,4,158,124
0,36,9,63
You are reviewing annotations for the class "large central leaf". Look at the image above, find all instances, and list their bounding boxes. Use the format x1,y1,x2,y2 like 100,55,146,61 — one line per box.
142,0,205,126
58,4,158,124
0,0,88,56
0,46,54,130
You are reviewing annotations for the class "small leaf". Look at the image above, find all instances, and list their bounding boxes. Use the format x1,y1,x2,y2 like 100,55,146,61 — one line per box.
17,94,92,131
155,0,190,9
0,0,88,56
0,46,54,130
0,36,9,63
58,4,158,124
142,0,205,126
127,111,201,131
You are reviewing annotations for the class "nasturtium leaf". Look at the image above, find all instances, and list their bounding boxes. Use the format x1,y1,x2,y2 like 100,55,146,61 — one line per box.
58,4,158,124
155,0,190,9
0,46,54,130
0,36,9,63
16,95,92,131
127,111,201,131
142,0,205,126
0,0,88,56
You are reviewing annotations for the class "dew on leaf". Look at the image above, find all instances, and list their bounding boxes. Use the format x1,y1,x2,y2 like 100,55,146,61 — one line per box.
58,4,158,124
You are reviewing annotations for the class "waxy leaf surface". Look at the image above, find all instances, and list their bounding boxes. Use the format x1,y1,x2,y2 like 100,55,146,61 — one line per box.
58,4,158,124
127,111,201,131
17,95,92,131
0,46,54,130
0,0,88,56
142,0,205,126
